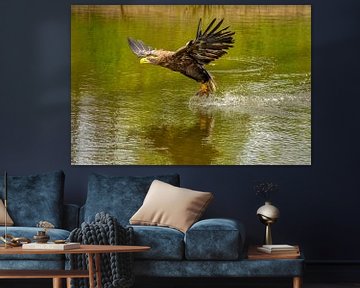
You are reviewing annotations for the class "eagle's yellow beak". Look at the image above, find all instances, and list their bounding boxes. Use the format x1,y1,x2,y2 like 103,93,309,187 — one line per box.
140,58,151,64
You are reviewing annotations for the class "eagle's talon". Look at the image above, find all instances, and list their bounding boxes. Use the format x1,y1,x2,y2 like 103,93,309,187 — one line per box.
196,83,211,96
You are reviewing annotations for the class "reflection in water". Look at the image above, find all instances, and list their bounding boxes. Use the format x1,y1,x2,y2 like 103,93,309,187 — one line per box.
71,5,311,165
143,112,219,165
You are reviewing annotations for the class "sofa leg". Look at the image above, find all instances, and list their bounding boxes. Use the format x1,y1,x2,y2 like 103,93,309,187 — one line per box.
293,276,302,288
53,278,62,288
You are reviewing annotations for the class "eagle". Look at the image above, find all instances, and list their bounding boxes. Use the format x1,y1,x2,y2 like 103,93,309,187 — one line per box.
128,18,235,96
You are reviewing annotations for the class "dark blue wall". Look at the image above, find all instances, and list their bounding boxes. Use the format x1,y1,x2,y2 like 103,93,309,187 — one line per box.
0,0,359,263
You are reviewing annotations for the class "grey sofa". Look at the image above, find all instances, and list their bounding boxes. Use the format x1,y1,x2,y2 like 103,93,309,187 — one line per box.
81,173,304,285
0,170,78,270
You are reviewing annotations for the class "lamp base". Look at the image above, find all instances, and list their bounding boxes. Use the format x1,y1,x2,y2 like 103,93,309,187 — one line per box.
265,223,272,245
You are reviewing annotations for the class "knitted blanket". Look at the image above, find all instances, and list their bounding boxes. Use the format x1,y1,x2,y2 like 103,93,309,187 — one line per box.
68,212,134,288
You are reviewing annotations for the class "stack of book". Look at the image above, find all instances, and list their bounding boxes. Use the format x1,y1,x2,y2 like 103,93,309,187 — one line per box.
248,244,300,259
257,244,299,254
22,242,80,250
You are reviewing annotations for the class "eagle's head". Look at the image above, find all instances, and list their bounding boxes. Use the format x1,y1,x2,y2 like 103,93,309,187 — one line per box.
128,38,172,67
140,55,160,65
128,37,159,64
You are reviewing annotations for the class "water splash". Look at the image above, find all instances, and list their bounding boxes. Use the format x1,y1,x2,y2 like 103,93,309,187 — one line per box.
188,86,311,120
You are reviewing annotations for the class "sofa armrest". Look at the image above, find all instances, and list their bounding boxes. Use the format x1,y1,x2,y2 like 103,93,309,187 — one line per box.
63,204,80,231
184,218,245,260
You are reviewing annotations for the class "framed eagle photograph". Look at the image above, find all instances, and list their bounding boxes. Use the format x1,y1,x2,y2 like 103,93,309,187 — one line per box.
71,5,311,165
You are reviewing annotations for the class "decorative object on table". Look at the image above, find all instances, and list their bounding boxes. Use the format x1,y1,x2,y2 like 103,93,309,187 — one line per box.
254,181,280,245
37,220,55,232
54,239,67,244
69,212,135,288
0,234,31,247
33,230,50,243
33,220,55,243
256,202,280,245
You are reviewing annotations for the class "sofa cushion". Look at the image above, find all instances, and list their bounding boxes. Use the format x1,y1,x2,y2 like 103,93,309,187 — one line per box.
0,171,64,227
130,180,213,233
184,218,245,260
0,227,70,261
0,199,14,226
130,225,184,260
84,173,180,225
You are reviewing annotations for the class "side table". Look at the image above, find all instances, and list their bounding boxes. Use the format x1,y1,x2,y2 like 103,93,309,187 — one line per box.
247,245,303,288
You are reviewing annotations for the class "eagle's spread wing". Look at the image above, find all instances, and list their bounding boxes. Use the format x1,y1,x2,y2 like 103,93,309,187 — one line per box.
174,18,235,65
128,37,155,57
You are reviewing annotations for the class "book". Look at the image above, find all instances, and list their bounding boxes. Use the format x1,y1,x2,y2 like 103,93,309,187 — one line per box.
256,244,299,254
248,245,300,260
22,242,80,250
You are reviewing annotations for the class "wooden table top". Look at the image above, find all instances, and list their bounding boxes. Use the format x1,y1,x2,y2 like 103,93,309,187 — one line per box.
0,245,150,255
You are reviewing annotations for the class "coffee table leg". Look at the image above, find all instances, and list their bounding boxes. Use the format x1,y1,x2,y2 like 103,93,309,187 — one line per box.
95,253,102,288
88,253,95,288
293,276,302,288
66,277,72,288
52,278,62,288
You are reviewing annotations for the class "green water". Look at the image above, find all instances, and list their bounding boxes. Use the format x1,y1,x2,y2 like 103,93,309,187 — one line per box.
71,5,311,165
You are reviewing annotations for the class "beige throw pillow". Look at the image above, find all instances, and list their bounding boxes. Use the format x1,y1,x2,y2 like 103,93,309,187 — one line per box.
0,199,14,226
130,180,213,233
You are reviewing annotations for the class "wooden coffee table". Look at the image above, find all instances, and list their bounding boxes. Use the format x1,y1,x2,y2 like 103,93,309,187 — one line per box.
0,244,150,288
